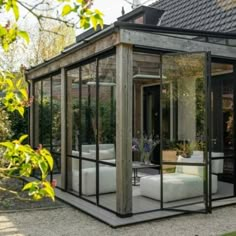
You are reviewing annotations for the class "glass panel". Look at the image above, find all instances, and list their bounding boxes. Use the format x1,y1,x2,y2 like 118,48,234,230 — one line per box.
41,79,51,149
98,162,116,211
132,52,161,214
33,81,42,178
66,68,80,192
133,52,161,162
80,62,97,203
211,62,235,199
34,81,41,148
70,156,81,195
52,74,61,153
162,165,206,210
162,53,207,209
51,74,61,186
98,55,116,210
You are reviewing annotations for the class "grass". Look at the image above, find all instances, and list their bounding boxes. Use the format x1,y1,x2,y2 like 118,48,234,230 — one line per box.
222,232,236,236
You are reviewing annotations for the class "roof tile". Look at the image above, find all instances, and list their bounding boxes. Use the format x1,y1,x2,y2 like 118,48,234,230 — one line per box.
151,0,236,32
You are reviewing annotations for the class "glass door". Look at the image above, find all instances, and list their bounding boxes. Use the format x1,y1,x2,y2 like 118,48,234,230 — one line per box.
211,63,235,202
161,52,210,213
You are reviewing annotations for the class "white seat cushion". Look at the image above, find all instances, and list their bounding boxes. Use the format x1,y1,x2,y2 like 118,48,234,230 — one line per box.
72,166,116,195
140,173,218,202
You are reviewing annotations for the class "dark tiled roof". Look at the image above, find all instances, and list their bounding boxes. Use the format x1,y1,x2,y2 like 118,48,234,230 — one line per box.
151,0,236,32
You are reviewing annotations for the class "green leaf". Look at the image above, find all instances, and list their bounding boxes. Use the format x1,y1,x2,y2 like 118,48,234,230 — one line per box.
40,149,54,171
5,78,14,89
12,1,19,21
0,141,13,149
43,181,55,201
18,31,30,44
16,78,22,88
22,182,33,191
39,160,48,179
62,4,72,16
19,134,28,143
19,88,28,99
90,15,97,30
18,106,24,117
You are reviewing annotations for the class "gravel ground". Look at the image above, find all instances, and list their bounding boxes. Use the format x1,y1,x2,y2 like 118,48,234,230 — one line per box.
0,205,236,236
0,178,65,210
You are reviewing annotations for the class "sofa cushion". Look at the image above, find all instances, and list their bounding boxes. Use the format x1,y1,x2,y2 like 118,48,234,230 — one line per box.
72,166,116,195
89,149,114,160
81,144,114,153
140,173,218,202
175,155,204,177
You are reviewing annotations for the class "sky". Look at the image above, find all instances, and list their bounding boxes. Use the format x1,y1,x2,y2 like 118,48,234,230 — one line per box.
92,0,157,24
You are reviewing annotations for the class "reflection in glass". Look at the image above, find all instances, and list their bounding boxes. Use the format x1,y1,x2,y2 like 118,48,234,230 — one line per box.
41,79,51,149
52,74,61,153
98,55,116,210
34,81,41,148
162,54,206,163
161,53,207,208
67,68,80,192
80,62,97,202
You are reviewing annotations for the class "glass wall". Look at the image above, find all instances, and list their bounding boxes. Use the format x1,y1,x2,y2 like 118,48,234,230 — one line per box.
211,62,235,200
33,74,62,187
66,54,116,211
66,67,81,193
97,55,116,210
132,51,161,213
161,53,207,210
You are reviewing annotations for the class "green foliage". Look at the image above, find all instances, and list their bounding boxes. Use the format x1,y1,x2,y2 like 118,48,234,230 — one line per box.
0,109,12,141
0,135,55,201
8,108,28,140
0,71,29,116
60,0,104,29
0,0,104,203
0,0,103,52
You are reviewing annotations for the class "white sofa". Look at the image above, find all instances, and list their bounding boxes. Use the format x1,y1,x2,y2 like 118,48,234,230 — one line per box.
71,144,115,170
71,144,116,195
140,151,223,202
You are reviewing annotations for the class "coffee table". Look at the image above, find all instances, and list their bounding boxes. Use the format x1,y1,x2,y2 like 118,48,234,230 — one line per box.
132,161,159,186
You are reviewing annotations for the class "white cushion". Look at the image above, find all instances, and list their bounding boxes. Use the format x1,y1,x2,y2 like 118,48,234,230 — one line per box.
72,166,116,195
192,150,203,156
140,173,218,202
72,152,96,170
175,154,204,177
177,152,224,174
89,149,114,160
81,144,114,153
211,152,224,174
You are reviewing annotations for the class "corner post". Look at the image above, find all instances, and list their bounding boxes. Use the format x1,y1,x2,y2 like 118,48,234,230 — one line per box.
116,43,133,217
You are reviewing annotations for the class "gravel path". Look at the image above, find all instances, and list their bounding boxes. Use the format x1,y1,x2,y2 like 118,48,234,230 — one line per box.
0,205,236,236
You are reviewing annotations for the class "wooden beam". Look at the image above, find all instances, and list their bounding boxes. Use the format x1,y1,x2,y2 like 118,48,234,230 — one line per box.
120,29,236,59
27,33,119,80
116,43,133,216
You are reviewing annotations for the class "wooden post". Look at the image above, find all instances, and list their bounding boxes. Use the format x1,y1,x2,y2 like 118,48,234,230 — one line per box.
116,43,133,217
61,68,67,190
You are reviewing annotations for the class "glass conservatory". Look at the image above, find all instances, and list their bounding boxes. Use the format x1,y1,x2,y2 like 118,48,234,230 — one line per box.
27,20,236,226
